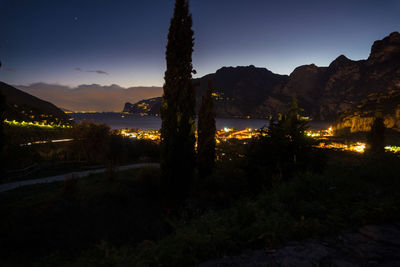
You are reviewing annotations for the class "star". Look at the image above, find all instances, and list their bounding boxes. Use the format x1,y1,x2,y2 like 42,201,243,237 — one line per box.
74,17,78,21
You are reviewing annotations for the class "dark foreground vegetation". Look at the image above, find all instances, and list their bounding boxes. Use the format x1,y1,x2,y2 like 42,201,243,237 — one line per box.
1,121,159,182
1,148,399,266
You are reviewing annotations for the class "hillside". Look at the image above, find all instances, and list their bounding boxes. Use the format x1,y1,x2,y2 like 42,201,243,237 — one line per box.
124,32,400,121
0,82,69,123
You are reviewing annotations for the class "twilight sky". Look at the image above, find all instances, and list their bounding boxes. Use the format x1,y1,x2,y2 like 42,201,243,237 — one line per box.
0,0,399,87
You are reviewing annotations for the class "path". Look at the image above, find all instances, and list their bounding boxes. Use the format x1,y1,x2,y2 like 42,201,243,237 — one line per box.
198,224,400,267
0,163,160,193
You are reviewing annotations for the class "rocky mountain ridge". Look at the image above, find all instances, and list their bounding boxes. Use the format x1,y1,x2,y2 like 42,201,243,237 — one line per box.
124,32,400,123
333,89,400,133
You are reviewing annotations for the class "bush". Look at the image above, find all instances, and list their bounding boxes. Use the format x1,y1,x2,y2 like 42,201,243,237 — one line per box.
70,121,110,163
107,134,160,165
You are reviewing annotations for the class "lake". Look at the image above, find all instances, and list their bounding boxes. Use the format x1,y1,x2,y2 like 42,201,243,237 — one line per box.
70,113,331,130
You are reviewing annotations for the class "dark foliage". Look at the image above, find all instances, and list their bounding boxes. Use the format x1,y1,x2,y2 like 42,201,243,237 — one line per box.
25,152,399,267
107,134,160,164
366,116,385,155
0,91,6,174
70,121,110,163
197,79,216,177
246,95,323,189
1,121,159,180
160,0,196,208
70,122,160,165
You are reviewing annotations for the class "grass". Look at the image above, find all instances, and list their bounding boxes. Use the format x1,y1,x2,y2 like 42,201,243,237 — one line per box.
72,152,400,266
1,151,400,266
0,167,164,266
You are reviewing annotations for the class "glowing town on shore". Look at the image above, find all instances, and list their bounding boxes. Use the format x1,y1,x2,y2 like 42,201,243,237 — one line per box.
4,118,400,154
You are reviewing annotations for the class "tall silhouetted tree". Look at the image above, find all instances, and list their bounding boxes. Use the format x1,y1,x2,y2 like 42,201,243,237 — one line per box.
0,92,5,145
161,0,196,208
197,79,216,177
366,106,385,155
0,61,6,178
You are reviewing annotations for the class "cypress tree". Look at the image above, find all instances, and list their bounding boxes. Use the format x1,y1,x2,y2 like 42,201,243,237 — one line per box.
160,0,196,208
366,105,385,155
197,79,216,177
286,93,308,148
0,93,4,181
367,116,385,154
0,61,5,179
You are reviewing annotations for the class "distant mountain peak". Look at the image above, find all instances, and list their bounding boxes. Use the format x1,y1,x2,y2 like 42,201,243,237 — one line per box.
216,65,272,73
388,31,400,39
335,54,350,61
290,64,320,75
369,31,400,62
328,54,353,69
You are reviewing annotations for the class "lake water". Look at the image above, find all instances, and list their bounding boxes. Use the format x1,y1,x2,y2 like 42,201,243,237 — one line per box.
70,113,331,130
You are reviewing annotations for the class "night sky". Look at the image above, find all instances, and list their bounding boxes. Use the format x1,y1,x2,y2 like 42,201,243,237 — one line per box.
1,0,399,87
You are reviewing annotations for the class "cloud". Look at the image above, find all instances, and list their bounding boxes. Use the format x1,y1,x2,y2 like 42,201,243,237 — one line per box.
74,67,108,75
5,68,18,72
16,83,162,112
87,70,109,75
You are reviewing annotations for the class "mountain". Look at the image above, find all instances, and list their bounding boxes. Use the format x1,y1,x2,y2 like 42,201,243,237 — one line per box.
267,31,400,121
124,66,289,117
123,97,162,116
193,65,289,117
0,82,69,123
124,32,400,122
333,89,400,134
17,83,162,112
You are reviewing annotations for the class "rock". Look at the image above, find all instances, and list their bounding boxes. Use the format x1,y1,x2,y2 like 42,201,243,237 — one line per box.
359,225,400,247
197,224,400,267
274,241,331,266
369,32,400,63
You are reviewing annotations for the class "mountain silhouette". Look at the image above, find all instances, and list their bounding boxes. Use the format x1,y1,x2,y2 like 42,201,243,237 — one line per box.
125,32,400,122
